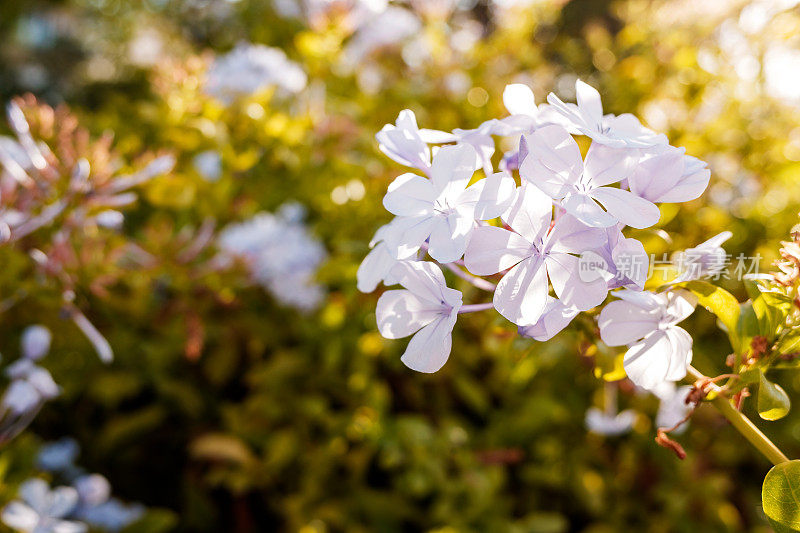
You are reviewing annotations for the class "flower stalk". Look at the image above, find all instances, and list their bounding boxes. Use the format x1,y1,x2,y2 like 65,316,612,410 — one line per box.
686,365,789,465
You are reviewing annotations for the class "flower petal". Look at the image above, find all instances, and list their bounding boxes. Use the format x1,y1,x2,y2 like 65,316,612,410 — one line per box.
357,243,398,293
427,213,473,264
400,313,457,373
519,125,583,198
1,502,39,531
464,226,532,275
583,143,633,187
472,172,517,220
562,192,618,227
493,257,549,326
503,83,537,116
546,252,608,311
376,290,440,339
598,300,659,346
381,215,436,259
518,297,579,341
430,144,478,194
382,173,435,217
502,183,553,242
575,79,603,126
589,187,660,229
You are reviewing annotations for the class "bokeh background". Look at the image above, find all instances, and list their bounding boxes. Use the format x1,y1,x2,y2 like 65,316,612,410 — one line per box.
1,0,800,531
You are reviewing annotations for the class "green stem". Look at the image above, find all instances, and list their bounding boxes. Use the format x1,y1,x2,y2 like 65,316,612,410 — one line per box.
687,365,789,466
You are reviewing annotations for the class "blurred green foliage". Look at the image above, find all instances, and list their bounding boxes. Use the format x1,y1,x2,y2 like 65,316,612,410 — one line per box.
1,0,800,531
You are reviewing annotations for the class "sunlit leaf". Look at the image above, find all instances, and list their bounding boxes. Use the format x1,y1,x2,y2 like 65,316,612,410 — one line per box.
758,372,791,421
763,460,800,531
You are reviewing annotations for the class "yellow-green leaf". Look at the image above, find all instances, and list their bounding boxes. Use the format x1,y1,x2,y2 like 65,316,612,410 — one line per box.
758,372,791,421
763,460,800,531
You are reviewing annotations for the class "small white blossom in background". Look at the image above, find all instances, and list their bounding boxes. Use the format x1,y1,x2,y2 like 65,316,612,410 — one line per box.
218,202,327,312
1,326,58,425
20,325,51,361
652,382,694,434
585,407,637,436
192,150,223,182
204,43,307,103
1,478,86,533
33,440,145,532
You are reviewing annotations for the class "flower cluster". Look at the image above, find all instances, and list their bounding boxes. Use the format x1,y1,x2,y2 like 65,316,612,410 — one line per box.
2,438,144,533
218,202,327,312
361,80,715,391
0,326,58,443
204,42,307,103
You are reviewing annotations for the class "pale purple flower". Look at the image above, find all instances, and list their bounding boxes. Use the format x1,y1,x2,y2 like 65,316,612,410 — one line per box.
342,6,421,68
193,150,222,182
652,382,693,434
585,407,637,436
519,124,660,229
21,326,51,361
76,500,143,533
376,261,461,372
3,360,59,415
517,296,580,341
1,479,86,533
204,43,307,103
381,144,515,263
593,226,650,290
464,184,608,326
375,110,431,173
673,231,732,282
598,290,697,390
626,145,711,204
217,203,327,311
37,438,79,473
546,80,668,148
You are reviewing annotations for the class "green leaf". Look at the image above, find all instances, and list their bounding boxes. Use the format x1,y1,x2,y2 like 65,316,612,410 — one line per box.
762,460,800,531
736,302,761,357
675,280,741,346
758,372,791,421
752,289,793,342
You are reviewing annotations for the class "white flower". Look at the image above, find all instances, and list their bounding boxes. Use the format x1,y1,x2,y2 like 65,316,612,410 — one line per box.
193,150,222,182
464,184,608,326
672,231,732,282
2,478,86,533
342,6,421,68
519,124,660,229
204,43,307,103
625,145,711,204
37,438,79,473
73,476,111,508
652,382,693,434
546,80,668,148
21,326,51,361
217,203,327,311
375,110,432,173
381,144,515,263
3,360,59,415
585,407,637,436
598,290,697,390
376,261,462,372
